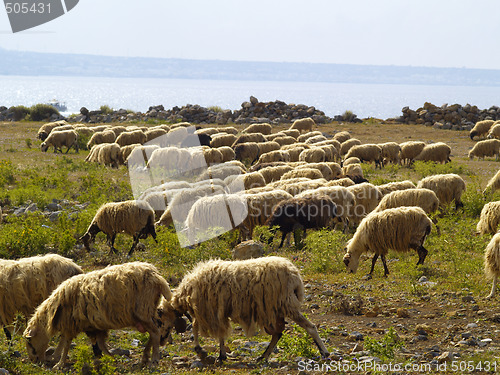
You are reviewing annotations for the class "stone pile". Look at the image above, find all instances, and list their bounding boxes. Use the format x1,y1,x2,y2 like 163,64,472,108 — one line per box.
399,102,500,131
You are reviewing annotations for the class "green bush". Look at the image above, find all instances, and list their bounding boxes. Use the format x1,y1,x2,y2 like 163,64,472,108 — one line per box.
278,323,316,359
28,104,60,121
0,159,16,187
364,327,402,361
99,105,114,115
303,229,349,274
413,160,467,178
8,105,29,121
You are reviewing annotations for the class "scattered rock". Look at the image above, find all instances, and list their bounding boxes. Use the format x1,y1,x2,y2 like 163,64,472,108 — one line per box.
232,240,265,260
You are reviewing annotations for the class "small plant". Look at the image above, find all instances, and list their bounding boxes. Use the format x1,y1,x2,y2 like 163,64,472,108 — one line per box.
73,343,94,375
278,323,316,359
28,104,59,121
412,160,467,178
25,138,32,149
208,105,224,113
99,105,114,115
342,110,357,122
364,327,403,361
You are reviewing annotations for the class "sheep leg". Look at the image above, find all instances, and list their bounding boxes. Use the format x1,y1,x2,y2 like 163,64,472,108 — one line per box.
218,338,227,362
380,254,390,277
258,317,285,361
128,235,140,257
367,254,378,278
192,320,207,360
487,275,497,299
278,231,288,248
107,234,117,254
416,245,428,265
52,337,71,370
139,320,161,366
290,313,330,359
95,331,112,357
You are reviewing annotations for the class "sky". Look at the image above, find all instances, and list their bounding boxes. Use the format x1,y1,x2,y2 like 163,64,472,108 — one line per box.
1,0,500,69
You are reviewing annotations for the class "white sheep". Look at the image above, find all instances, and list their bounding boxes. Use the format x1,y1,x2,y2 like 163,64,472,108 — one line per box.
487,124,500,139
297,131,322,143
374,188,439,216
87,130,116,149
414,142,451,164
217,146,236,162
273,136,297,147
476,201,500,235
258,165,293,183
340,138,361,156
299,148,326,163
242,123,272,135
145,128,167,143
344,144,383,169
232,133,267,147
109,126,127,137
346,182,382,225
290,117,316,133
257,150,290,164
468,139,500,160
325,177,355,187
96,143,121,168
115,130,147,147
281,129,300,138
281,168,324,181
417,173,466,209
342,156,361,166
37,120,68,140
399,141,426,165
470,120,495,140
343,206,432,278
305,135,327,144
0,254,82,341
80,200,157,256
41,130,78,154
342,163,367,184
484,170,500,195
380,142,401,165
333,131,351,143
210,134,237,148
24,262,174,368
484,233,500,298
163,257,329,361
377,180,416,196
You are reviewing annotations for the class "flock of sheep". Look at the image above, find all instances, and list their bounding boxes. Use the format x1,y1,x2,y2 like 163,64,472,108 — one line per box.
3,116,498,368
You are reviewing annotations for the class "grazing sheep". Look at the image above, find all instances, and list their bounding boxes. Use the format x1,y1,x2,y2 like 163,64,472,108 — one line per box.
217,146,236,162
80,200,157,256
468,139,500,160
377,180,416,196
37,120,68,140
414,142,451,164
470,120,495,140
97,143,121,168
374,188,439,215
232,133,266,147
325,177,355,187
225,171,266,192
305,135,327,144
299,148,326,163
281,168,324,181
281,145,307,162
324,162,343,179
242,123,272,135
484,233,500,298
85,144,105,163
210,134,237,148
240,190,293,240
145,128,167,143
484,170,500,195
197,163,244,182
333,131,351,143
417,173,466,209
297,162,335,180
163,257,329,362
0,254,82,341
342,156,361,166
281,129,300,139
234,142,260,164
118,143,141,164
267,195,338,247
125,145,160,167
87,130,116,149
317,145,339,162
259,165,293,184
24,262,174,369
399,141,426,165
257,141,281,155
346,183,382,225
340,138,362,156
487,124,500,139
203,148,224,165
109,126,127,137
380,142,401,165
343,207,432,278
115,130,147,147
290,117,316,133
41,130,78,154
273,136,297,147
344,144,383,169
258,150,291,164
315,139,342,152
476,201,500,235
342,163,366,184
297,131,322,143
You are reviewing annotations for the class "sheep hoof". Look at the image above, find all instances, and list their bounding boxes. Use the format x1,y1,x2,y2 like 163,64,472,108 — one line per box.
194,346,207,360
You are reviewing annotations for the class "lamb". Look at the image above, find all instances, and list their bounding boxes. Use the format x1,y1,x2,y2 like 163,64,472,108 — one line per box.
487,124,500,139
290,117,316,133
281,168,324,181
37,120,68,140
266,195,338,247
87,130,116,149
414,142,451,164
416,173,466,209
377,180,416,196
333,131,351,143
210,134,237,148
344,144,383,169
41,130,78,154
343,206,432,278
24,262,175,369
162,257,329,362
0,254,82,341
340,138,362,156
242,123,272,135
470,120,495,140
299,148,326,163
232,133,266,147
115,130,147,147
484,233,500,298
484,170,500,195
380,142,401,165
476,201,500,235
80,200,157,256
258,150,291,164
468,139,500,161
399,141,426,165
347,182,382,224
234,142,260,164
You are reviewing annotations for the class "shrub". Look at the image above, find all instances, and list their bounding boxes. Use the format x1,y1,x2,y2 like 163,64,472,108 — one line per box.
303,229,349,274
278,323,316,359
364,327,402,361
412,160,466,178
99,105,114,115
28,104,59,121
8,105,29,121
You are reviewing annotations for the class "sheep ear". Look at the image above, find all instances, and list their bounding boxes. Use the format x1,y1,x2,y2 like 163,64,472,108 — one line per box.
50,305,63,330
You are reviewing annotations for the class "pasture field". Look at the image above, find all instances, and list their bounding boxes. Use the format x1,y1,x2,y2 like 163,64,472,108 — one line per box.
0,119,499,374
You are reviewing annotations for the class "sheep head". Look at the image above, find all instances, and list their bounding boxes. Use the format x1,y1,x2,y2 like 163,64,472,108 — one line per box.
343,248,360,274
24,327,49,364
40,142,49,152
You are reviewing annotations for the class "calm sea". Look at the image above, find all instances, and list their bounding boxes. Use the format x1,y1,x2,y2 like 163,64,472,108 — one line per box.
1,75,500,119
